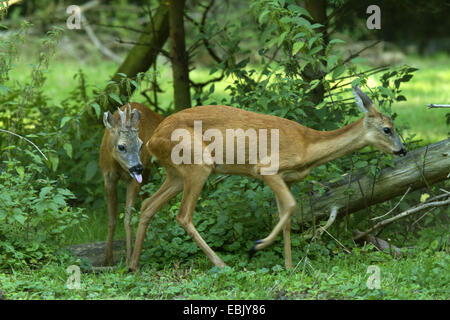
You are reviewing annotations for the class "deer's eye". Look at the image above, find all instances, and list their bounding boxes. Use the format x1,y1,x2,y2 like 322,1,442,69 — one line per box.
383,127,392,135
118,145,126,152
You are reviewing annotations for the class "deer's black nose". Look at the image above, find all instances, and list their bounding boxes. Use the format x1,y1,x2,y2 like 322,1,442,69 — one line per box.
394,148,407,157
129,164,143,174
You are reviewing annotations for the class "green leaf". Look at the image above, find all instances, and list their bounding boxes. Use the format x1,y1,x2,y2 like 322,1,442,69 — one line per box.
332,65,345,79
15,166,25,181
354,160,368,169
311,23,323,29
85,160,98,182
327,54,339,69
91,102,101,118
0,209,6,220
49,154,59,172
406,67,419,73
277,31,288,46
53,194,67,207
60,116,71,128
63,143,73,158
379,86,395,99
108,93,123,105
292,41,304,55
40,186,53,198
329,39,345,45
233,223,244,235
130,80,139,88
13,212,25,225
351,57,367,65
292,16,311,28
280,16,292,24
258,9,269,23
287,4,313,19
400,74,413,82
310,45,322,55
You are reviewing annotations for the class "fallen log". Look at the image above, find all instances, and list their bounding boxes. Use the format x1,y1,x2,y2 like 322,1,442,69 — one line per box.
294,139,449,224
66,239,126,267
353,230,403,257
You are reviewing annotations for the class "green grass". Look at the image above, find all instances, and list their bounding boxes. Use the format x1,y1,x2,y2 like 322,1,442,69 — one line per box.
1,246,448,299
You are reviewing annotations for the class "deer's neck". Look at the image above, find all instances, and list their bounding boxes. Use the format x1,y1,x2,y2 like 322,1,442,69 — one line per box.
305,118,367,167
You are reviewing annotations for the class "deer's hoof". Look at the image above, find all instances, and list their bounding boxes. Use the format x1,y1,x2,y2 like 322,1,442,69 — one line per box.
248,240,263,261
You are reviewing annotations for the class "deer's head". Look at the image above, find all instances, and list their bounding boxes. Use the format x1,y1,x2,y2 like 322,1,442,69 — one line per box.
353,85,407,157
103,104,144,183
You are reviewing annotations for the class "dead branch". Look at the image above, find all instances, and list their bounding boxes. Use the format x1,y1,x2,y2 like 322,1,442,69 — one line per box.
372,186,411,220
354,197,449,241
427,104,450,109
303,206,339,240
353,230,403,257
81,13,122,63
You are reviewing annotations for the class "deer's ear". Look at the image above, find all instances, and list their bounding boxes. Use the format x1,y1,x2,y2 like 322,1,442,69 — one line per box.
130,109,141,129
103,111,118,129
352,85,377,115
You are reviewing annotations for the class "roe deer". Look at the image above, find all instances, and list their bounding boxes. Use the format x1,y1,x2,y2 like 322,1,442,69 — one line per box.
128,86,406,270
100,102,163,265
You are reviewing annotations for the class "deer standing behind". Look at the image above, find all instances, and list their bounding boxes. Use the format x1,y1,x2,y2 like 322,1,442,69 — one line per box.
129,86,407,271
100,103,163,265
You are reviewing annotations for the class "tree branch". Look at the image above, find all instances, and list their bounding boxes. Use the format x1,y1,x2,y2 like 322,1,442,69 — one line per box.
427,104,450,109
354,197,449,241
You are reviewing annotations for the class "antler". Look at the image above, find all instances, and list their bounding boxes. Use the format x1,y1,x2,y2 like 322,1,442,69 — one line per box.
117,104,133,130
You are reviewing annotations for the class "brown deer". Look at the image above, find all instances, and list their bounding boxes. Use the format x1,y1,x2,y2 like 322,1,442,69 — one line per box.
100,102,163,265
128,86,406,270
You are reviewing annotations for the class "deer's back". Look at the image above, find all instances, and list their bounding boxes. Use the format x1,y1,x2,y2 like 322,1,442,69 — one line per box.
148,105,312,175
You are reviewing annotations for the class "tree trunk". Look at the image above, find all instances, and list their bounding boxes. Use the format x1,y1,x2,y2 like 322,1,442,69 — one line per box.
169,0,191,111
294,139,450,224
105,1,170,111
299,0,327,121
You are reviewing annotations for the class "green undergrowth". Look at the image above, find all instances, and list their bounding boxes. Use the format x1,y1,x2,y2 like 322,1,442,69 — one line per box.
1,224,448,300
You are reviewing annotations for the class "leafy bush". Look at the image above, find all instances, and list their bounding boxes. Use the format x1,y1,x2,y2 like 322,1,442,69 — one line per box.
0,21,89,270
0,159,86,269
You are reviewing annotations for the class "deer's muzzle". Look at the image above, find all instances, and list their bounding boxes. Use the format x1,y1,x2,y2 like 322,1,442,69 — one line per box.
394,148,407,157
129,164,143,183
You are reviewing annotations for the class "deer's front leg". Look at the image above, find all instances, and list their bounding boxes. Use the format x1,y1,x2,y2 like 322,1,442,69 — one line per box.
104,173,119,266
129,173,183,271
249,174,296,270
124,181,139,265
275,195,293,270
